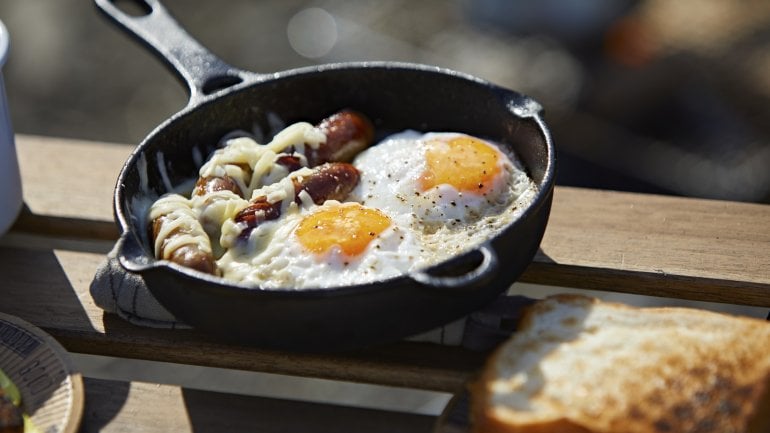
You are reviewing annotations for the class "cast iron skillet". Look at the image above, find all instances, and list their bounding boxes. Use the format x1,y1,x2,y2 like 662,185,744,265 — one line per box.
97,0,555,351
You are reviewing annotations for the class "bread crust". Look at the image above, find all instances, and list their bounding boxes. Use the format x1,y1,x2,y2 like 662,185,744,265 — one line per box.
469,295,770,433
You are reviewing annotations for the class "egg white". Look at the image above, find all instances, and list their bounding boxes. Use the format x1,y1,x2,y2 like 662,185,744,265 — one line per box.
216,201,426,289
350,130,537,265
204,129,537,289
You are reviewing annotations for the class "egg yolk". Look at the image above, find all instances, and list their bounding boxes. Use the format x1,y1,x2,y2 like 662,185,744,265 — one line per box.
296,204,391,257
419,135,501,194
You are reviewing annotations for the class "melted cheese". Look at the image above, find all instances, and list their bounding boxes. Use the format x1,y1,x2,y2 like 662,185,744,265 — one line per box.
219,168,313,252
149,193,212,259
198,122,325,199
153,123,326,259
189,190,250,256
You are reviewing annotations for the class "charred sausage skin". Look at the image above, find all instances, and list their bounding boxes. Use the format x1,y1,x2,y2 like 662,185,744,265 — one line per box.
149,195,218,275
294,161,361,204
234,162,360,239
194,175,241,197
308,110,374,166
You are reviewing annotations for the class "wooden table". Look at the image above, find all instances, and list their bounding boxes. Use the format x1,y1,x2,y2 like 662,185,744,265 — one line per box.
2,134,769,432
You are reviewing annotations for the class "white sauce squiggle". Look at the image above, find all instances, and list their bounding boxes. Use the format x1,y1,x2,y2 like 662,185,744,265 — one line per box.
149,122,327,268
149,193,212,259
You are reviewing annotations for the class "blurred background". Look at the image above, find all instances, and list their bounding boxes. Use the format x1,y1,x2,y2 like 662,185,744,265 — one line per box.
1,0,770,202
2,1,768,421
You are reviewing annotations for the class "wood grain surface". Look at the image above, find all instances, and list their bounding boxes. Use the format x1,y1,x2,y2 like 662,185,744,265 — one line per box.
81,378,435,433
522,187,770,305
2,134,770,393
0,243,485,392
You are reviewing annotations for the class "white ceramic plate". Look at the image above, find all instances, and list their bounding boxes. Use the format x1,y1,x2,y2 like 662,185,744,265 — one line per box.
0,312,84,433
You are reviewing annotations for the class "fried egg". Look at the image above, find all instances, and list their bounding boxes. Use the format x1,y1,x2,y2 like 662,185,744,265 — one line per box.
351,131,515,224
350,130,536,262
217,201,426,289
215,130,536,288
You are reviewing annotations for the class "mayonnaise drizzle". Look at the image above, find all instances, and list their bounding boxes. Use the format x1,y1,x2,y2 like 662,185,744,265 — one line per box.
149,122,326,264
218,168,313,252
149,194,212,260
198,122,325,199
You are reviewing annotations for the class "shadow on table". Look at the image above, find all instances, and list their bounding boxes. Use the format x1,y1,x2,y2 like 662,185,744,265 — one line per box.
182,388,437,433
0,242,121,431
80,379,130,433
0,245,96,335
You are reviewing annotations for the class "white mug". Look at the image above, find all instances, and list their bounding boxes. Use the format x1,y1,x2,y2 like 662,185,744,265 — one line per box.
0,19,22,236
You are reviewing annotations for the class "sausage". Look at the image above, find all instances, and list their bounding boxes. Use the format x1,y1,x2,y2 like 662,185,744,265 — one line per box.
293,161,361,203
230,197,282,238
307,110,374,166
151,216,217,274
234,162,360,240
194,110,372,199
193,174,241,197
149,194,217,274
193,163,252,198
165,243,217,274
275,154,304,173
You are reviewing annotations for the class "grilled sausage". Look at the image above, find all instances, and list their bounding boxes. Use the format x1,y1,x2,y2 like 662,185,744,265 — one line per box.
308,110,374,166
193,163,252,198
149,194,217,274
234,162,360,240
230,197,282,238
275,154,304,173
164,243,217,274
194,174,241,197
293,161,361,203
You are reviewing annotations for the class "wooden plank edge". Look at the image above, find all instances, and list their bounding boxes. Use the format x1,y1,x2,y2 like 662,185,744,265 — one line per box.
47,329,482,393
82,377,437,433
521,262,770,307
4,222,769,308
10,205,119,241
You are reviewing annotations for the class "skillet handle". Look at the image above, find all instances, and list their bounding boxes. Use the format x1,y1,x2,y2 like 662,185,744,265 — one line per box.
409,244,499,291
94,0,262,106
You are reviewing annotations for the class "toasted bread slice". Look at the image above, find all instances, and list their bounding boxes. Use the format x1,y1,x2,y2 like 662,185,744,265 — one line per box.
470,295,770,433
